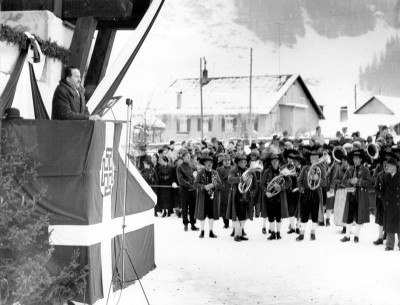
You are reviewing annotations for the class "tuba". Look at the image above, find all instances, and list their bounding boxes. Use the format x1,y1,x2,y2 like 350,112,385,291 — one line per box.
332,146,347,163
266,167,296,197
238,162,263,194
307,151,331,190
367,143,380,160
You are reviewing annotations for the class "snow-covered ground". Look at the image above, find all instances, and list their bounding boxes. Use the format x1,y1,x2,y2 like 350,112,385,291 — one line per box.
116,213,400,305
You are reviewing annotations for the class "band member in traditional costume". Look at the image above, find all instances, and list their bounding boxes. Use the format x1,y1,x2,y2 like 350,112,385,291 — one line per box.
176,149,199,232
157,155,176,217
340,149,371,243
248,149,263,218
372,152,387,246
331,152,350,233
260,154,291,240
194,153,222,238
216,153,232,228
296,151,327,241
286,152,304,234
227,152,258,242
381,156,400,251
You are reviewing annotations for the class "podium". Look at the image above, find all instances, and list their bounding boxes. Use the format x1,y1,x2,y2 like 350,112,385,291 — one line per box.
1,119,156,304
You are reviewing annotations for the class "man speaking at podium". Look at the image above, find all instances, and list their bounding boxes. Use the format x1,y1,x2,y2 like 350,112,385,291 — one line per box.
51,66,101,121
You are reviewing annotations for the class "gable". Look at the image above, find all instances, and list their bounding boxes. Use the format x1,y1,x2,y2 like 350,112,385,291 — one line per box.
356,98,394,115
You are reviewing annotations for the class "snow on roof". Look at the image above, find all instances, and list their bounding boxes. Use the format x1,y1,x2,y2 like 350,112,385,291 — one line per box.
355,95,400,116
154,74,315,116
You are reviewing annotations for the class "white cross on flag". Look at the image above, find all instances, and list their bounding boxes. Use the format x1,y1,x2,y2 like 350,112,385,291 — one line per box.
2,120,156,304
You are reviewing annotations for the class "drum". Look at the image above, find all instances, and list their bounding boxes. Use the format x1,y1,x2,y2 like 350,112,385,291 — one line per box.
334,189,347,226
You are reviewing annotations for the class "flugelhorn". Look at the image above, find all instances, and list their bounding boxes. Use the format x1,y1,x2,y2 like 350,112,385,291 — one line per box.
266,167,296,197
307,151,330,190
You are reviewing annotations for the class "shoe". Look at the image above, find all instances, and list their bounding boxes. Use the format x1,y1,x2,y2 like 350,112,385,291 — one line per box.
191,225,199,231
354,236,359,243
287,228,296,234
242,229,247,236
373,238,383,245
176,211,182,218
184,225,188,232
154,212,158,217
318,221,325,226
310,233,316,241
268,229,272,234
341,227,346,234
230,229,235,237
296,234,304,242
162,210,167,217
276,232,282,240
262,227,267,235
223,224,229,229
240,236,249,241
267,232,276,240
295,228,300,234
326,218,330,226
385,247,393,251
209,231,217,238
340,236,350,242
234,236,241,242
199,230,204,238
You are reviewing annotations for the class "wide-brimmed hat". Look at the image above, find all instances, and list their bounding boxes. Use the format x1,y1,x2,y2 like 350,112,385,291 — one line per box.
221,153,231,161
199,152,213,165
348,149,367,163
268,153,282,163
249,149,260,158
5,107,23,119
283,149,299,160
234,152,248,164
290,153,306,165
386,156,398,166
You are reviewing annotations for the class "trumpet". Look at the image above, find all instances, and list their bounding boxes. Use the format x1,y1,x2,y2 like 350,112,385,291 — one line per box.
209,172,219,199
266,167,296,197
307,151,330,190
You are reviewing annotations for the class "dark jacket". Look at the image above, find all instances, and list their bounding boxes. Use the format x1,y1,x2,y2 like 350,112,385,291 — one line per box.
382,171,400,233
216,165,231,218
341,164,371,224
52,79,90,120
194,169,222,220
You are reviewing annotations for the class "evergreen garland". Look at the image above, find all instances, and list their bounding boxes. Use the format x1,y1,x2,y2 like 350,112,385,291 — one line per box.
0,24,70,63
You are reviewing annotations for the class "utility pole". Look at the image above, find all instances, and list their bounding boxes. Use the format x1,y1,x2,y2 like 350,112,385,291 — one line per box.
249,48,253,146
200,57,204,140
354,84,357,110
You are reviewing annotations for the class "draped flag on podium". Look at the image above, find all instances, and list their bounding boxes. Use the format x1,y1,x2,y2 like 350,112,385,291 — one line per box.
1,119,156,304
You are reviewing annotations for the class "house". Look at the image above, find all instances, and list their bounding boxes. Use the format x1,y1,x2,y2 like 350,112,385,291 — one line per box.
153,74,324,142
353,95,400,135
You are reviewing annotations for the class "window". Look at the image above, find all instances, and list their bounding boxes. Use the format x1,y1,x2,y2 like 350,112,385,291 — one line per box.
177,117,190,133
197,117,212,132
222,116,234,132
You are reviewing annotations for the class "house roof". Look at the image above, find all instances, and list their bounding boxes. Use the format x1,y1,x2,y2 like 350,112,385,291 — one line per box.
354,95,400,115
154,74,324,119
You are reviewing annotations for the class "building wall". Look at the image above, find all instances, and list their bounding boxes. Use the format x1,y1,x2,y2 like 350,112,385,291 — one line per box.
356,99,393,115
159,78,321,141
0,11,73,118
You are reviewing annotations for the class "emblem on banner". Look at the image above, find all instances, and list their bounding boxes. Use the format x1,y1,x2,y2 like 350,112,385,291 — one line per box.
100,147,114,196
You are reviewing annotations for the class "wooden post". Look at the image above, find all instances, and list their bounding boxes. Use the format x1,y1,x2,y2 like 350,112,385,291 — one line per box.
67,16,98,78
200,58,204,140
249,48,253,146
84,28,117,100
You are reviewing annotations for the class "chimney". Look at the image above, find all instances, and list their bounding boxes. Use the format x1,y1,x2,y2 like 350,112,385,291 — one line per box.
340,106,348,122
202,57,209,85
177,91,182,109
